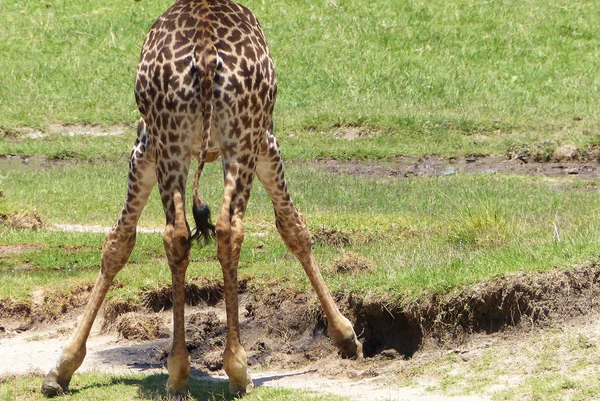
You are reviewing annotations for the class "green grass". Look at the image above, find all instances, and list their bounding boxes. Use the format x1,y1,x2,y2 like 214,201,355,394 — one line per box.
0,373,349,401
2,159,600,302
1,0,600,159
0,131,136,162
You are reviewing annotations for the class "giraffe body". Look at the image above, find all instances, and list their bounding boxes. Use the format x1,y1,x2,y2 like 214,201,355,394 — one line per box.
41,0,361,396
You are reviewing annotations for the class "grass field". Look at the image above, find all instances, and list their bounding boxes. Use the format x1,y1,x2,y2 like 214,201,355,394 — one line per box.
2,0,600,158
2,159,600,305
1,0,600,399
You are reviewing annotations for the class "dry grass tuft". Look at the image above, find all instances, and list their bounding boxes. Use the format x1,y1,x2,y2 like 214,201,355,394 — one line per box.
141,278,225,312
116,312,163,341
331,252,375,274
311,227,352,248
102,300,140,331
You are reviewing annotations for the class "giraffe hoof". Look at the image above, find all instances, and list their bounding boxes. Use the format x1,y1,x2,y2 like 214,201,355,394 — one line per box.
40,370,69,397
228,377,254,395
338,336,363,360
166,377,189,398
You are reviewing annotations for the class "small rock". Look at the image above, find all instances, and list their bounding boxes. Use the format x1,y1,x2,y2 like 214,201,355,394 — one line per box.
554,144,578,161
380,349,401,360
443,167,456,176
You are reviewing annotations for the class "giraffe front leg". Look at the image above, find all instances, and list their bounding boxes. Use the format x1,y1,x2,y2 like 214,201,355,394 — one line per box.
41,119,157,396
256,133,362,359
41,231,137,396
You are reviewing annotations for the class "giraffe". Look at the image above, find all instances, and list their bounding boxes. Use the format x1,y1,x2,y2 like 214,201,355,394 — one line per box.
40,0,362,396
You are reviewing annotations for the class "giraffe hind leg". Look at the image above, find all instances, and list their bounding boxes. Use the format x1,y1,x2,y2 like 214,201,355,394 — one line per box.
154,154,194,396
41,119,158,396
216,155,257,394
255,132,362,359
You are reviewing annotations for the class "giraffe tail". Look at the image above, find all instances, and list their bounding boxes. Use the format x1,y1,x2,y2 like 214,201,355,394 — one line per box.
190,40,217,246
191,170,215,245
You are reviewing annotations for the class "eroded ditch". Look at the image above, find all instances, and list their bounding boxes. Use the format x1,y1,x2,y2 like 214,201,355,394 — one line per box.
3,262,600,371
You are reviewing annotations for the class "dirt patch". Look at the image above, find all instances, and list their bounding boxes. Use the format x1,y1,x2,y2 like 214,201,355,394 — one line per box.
308,155,600,180
0,211,43,230
0,155,71,170
0,298,31,320
102,300,141,331
4,265,600,400
184,289,334,372
349,263,600,358
331,125,383,141
0,244,44,257
33,284,96,324
5,263,600,375
11,123,130,139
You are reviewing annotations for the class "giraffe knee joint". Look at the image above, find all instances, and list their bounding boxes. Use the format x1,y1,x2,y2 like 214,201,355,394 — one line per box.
215,218,231,240
101,233,136,277
163,225,191,266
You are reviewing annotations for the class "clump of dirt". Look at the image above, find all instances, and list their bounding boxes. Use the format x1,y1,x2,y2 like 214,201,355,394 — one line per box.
116,312,165,341
37,284,95,323
0,212,42,230
102,300,141,331
0,298,31,319
141,278,228,312
186,311,221,343
4,284,99,333
331,252,375,274
185,312,224,370
244,290,333,367
312,227,352,248
0,285,94,335
184,288,334,371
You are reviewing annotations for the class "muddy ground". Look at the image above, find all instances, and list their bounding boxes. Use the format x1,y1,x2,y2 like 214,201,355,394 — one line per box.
306,154,600,181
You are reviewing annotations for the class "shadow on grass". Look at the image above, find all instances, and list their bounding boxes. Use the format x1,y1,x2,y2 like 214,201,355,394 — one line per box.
66,368,318,400
66,373,231,400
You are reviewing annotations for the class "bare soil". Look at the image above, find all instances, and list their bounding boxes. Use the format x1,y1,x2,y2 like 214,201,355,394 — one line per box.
3,123,130,139
2,153,599,181
307,155,600,180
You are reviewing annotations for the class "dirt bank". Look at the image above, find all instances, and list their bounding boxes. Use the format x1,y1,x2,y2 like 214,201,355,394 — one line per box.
3,262,599,365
